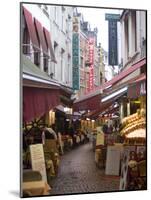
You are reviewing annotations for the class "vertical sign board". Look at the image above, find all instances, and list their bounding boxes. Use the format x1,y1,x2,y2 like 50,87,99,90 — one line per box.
88,38,95,91
30,144,47,183
105,14,120,66
72,17,80,90
105,145,122,176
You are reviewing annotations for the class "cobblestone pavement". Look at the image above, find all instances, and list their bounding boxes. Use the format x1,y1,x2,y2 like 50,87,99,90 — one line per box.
50,143,120,195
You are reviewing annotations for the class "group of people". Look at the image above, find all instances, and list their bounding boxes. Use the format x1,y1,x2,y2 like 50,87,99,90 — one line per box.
102,121,120,135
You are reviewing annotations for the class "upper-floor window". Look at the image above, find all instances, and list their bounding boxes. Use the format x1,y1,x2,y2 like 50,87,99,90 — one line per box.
54,7,57,22
124,16,129,59
22,16,30,55
34,51,40,67
61,7,65,33
43,54,49,73
61,14,64,32
42,5,49,18
132,11,137,52
23,24,30,55
67,54,71,84
52,41,58,77
60,48,65,81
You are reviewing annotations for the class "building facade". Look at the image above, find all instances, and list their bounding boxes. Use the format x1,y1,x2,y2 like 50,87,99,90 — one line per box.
97,44,106,85
120,10,146,83
73,9,101,97
118,9,146,120
22,4,74,88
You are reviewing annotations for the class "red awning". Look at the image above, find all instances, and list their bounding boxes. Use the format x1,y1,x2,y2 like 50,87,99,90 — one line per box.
85,58,146,95
127,73,146,98
133,73,146,83
73,58,146,111
23,87,60,123
89,101,113,119
43,28,57,63
34,18,48,54
73,94,101,112
99,58,146,90
23,7,39,50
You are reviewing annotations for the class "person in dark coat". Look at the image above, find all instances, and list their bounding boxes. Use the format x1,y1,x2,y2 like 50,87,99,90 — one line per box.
102,124,108,134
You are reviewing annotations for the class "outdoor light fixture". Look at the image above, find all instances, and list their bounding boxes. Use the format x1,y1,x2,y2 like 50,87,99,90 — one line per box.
114,102,119,108
64,107,70,112
133,100,141,104
49,110,55,125
101,86,128,102
86,118,90,121
91,120,95,122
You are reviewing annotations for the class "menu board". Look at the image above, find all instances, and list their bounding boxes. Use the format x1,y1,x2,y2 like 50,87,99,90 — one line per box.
119,145,136,190
96,132,104,146
96,127,104,146
30,144,47,183
105,145,122,175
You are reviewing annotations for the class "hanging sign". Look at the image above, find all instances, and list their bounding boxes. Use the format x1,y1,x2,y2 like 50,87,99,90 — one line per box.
72,33,80,90
88,38,95,92
105,13,120,66
72,16,80,90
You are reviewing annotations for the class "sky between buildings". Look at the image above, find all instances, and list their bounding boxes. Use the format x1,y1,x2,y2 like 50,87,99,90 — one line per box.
77,7,123,51
77,7,123,80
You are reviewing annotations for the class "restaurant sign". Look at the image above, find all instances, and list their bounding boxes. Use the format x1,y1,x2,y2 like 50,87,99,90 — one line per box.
105,13,120,66
105,13,120,21
88,38,95,92
30,144,47,182
72,33,80,90
128,81,146,98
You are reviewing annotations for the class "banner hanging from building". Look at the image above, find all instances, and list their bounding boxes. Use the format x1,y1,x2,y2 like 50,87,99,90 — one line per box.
105,14,120,66
72,17,80,90
88,38,95,91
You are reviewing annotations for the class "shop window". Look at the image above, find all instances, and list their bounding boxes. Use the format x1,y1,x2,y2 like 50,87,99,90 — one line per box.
130,99,141,114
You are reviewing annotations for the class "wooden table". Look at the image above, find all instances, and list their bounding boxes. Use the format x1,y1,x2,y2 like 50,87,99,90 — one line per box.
22,181,51,196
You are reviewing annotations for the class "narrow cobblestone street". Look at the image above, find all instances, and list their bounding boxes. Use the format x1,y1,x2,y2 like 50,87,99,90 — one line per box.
50,143,120,195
